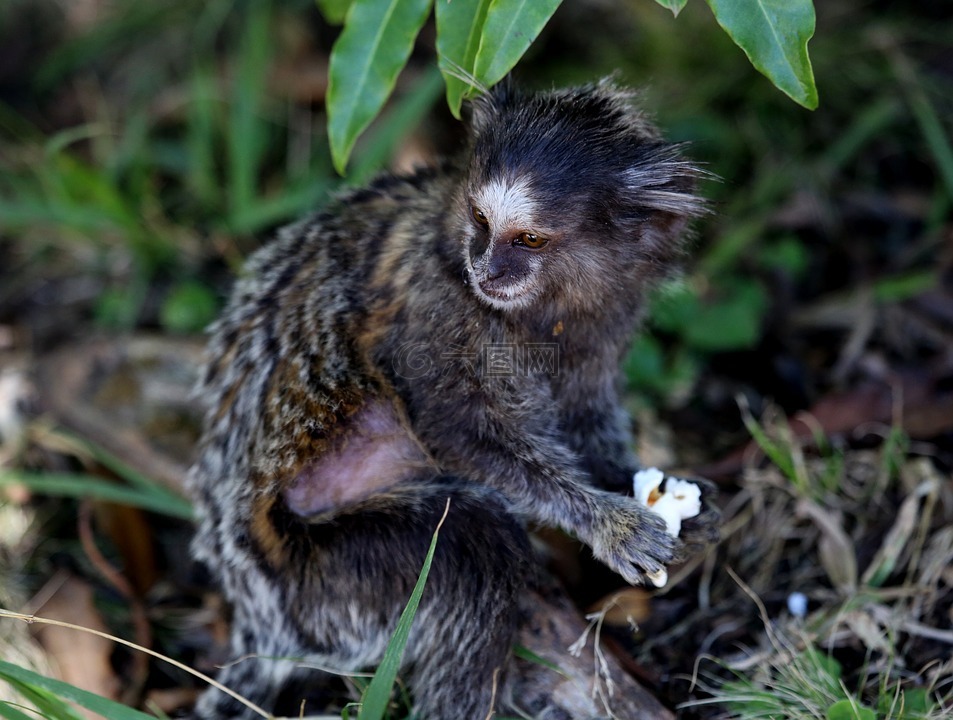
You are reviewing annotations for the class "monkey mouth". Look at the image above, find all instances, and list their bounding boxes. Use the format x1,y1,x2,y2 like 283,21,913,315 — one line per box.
472,274,535,310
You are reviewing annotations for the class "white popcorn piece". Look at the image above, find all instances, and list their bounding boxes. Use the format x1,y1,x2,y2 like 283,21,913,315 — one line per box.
632,468,702,537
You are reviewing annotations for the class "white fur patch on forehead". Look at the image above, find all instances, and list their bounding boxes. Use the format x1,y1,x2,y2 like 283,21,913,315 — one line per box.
472,176,537,230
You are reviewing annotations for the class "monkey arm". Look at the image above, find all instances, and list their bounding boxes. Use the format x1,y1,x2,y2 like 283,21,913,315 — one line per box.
540,350,640,493
559,395,640,494
400,372,677,586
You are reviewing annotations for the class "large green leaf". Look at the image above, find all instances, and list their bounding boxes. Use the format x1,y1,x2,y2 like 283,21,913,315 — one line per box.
705,0,818,109
826,699,876,720
326,0,433,174
472,0,562,89
435,0,493,118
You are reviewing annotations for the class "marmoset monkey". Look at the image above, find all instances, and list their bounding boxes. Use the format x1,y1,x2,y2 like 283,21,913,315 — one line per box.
189,80,717,719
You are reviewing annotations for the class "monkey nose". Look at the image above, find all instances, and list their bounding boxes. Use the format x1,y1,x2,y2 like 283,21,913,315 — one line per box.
485,258,509,283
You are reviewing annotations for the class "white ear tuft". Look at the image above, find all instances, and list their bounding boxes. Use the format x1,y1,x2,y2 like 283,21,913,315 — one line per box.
624,148,710,218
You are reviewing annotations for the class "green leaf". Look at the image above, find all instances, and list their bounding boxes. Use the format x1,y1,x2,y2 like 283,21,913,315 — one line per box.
0,660,156,720
826,699,876,720
435,0,493,118
653,0,688,16
358,501,448,719
649,281,700,333
326,0,434,174
316,0,354,24
624,335,666,391
704,0,819,109
882,688,934,717
160,280,220,334
683,279,767,351
472,0,562,88
804,646,842,682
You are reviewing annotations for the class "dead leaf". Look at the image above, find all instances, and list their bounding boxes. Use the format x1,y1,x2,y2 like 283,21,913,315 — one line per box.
842,608,891,654
586,588,653,627
32,574,120,719
796,499,857,592
862,470,939,586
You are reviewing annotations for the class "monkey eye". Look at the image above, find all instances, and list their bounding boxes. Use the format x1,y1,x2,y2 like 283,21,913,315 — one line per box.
471,206,489,227
514,232,548,249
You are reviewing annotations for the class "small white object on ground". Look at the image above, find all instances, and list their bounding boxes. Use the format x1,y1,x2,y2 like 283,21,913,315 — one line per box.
632,467,703,588
787,591,808,618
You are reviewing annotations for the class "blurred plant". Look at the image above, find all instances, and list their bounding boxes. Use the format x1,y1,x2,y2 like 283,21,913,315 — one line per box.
0,0,443,332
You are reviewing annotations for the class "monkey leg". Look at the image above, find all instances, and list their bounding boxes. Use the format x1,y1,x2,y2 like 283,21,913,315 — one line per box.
294,478,533,719
199,478,533,719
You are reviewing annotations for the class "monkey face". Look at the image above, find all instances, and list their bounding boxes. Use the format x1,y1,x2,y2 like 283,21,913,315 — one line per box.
459,81,707,315
463,175,556,311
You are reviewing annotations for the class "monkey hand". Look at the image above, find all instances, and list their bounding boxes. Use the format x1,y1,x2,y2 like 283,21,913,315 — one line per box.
588,496,679,586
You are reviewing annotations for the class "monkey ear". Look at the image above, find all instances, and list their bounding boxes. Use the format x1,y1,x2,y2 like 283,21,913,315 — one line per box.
617,145,710,260
623,145,709,219
465,79,517,136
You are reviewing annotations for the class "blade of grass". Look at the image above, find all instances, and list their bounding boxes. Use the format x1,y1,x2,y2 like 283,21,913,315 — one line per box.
34,2,186,91
820,96,900,178
883,41,953,201
358,499,450,719
736,394,803,488
0,471,193,520
0,700,38,720
512,645,568,678
0,611,268,719
2,680,85,720
227,0,271,228
187,63,220,210
0,662,141,720
228,177,335,234
46,430,193,506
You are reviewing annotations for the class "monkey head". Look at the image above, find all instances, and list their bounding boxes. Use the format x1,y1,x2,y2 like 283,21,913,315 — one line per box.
456,80,706,317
